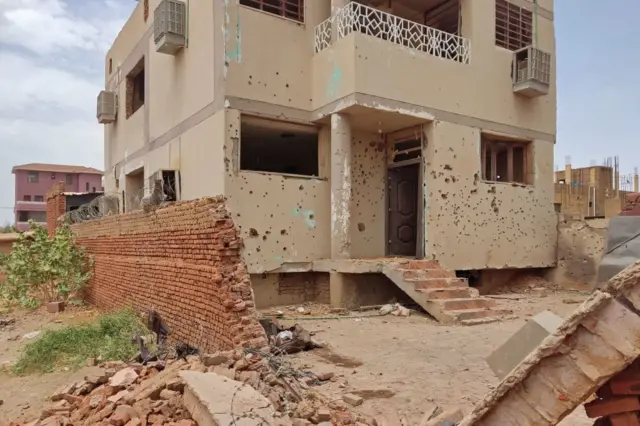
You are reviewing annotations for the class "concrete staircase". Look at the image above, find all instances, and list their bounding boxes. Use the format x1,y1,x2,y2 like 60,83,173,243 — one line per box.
382,260,511,325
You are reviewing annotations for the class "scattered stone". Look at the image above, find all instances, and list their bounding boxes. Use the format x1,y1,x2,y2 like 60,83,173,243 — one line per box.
159,389,179,400
108,390,131,404
317,407,331,421
562,298,583,304
315,372,334,381
297,307,306,314
109,404,137,426
86,357,97,367
293,419,312,426
46,301,65,313
109,367,139,388
165,378,185,393
201,353,229,367
211,366,236,380
51,383,78,401
343,393,364,406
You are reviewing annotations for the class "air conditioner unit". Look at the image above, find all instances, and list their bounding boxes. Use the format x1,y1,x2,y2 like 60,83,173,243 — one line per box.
512,46,552,98
154,0,186,55
97,91,117,124
148,169,181,203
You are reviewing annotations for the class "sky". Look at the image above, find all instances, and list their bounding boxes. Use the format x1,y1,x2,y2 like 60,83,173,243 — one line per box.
0,0,637,225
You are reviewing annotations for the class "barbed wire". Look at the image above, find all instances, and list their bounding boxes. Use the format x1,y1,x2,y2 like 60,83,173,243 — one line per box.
61,177,179,225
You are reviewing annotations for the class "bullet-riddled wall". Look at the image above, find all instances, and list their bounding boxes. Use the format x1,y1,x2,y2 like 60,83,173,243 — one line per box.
424,121,557,269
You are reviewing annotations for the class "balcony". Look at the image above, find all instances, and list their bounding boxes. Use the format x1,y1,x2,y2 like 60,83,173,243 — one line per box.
512,46,552,98
15,200,46,210
314,2,471,64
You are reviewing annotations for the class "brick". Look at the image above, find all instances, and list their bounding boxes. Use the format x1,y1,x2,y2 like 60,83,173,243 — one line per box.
610,412,640,426
585,397,640,418
54,198,267,354
343,393,364,406
612,379,640,396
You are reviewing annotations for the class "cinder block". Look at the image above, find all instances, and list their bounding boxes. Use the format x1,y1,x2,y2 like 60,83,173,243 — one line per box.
486,310,563,380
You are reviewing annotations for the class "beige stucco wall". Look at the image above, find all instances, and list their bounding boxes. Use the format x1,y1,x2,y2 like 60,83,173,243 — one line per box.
424,121,557,269
312,0,555,136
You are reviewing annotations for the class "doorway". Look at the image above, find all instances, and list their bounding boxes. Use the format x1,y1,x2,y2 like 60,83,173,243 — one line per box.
387,163,420,256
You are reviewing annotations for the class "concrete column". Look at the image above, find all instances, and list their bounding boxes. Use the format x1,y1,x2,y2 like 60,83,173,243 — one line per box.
634,173,639,193
330,0,349,43
329,113,352,308
330,113,352,260
564,164,572,185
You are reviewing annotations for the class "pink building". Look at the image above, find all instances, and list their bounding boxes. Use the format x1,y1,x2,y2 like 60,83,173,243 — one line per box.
12,163,103,231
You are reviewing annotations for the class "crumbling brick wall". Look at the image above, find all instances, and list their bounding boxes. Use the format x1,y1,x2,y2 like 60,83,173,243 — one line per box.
46,182,67,236
70,197,267,352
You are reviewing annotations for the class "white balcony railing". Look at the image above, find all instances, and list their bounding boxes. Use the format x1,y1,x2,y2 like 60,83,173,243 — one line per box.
314,2,471,64
314,18,332,53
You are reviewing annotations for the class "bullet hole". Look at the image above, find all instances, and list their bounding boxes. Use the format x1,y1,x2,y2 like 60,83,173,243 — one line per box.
309,214,314,220
266,230,271,234
249,228,259,237
444,164,452,170
445,178,450,183
493,207,500,214
452,176,457,183
286,84,289,88
276,72,279,75
470,189,478,194
224,242,230,248
262,235,267,241
249,190,253,194
473,173,479,185
357,223,366,232
280,229,287,235
441,193,448,199
256,247,261,252
488,186,496,194
261,273,267,279
299,185,304,190
283,247,288,251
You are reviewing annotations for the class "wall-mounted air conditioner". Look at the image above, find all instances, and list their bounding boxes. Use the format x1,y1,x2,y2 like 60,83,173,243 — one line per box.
512,46,552,98
97,91,117,124
154,0,186,55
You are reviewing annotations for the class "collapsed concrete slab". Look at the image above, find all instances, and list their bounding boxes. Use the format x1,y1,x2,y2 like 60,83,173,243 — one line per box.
485,310,563,380
459,261,640,426
180,370,279,426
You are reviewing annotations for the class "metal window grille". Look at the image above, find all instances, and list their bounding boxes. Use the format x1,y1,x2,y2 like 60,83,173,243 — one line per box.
239,0,304,23
495,0,532,51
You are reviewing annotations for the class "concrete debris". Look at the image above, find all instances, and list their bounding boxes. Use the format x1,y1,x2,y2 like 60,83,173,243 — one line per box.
422,408,463,426
343,393,364,406
378,303,411,317
0,317,16,329
9,346,375,426
22,331,41,340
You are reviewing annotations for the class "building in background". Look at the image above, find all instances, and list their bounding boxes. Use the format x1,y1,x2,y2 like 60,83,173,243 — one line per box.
554,157,639,219
12,163,103,231
98,0,556,316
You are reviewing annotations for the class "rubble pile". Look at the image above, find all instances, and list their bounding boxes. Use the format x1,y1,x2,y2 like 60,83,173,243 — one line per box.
9,346,375,426
584,359,640,425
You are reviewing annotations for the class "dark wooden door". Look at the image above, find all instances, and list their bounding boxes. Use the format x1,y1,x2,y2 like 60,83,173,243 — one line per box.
388,164,419,256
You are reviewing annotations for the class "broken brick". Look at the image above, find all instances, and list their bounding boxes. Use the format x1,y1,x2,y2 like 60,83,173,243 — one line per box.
585,397,640,418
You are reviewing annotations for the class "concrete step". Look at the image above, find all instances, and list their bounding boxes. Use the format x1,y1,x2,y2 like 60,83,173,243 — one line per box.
421,287,480,300
399,260,441,269
400,268,457,280
438,297,497,311
410,277,468,290
459,317,504,326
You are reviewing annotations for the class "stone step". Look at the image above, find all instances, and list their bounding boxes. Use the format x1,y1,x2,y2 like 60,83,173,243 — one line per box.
438,298,497,311
448,308,512,322
421,287,480,300
410,277,468,290
459,317,504,326
400,268,457,280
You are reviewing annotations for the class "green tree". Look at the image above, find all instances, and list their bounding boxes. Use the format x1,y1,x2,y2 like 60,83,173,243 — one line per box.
0,222,93,308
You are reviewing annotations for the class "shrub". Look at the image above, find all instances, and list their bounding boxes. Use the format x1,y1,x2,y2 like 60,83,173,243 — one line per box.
0,222,93,308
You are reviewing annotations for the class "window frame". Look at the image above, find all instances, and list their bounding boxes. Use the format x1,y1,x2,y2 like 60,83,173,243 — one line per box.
34,195,44,202
27,171,39,183
66,174,73,185
495,0,533,51
481,134,532,185
239,0,305,23
23,195,31,202
126,58,145,119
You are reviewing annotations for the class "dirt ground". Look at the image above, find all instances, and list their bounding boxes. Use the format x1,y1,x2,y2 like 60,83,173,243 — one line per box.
0,291,592,425
0,306,102,424
277,291,592,425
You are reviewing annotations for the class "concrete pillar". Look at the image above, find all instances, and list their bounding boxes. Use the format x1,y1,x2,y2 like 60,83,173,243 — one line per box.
331,0,349,15
330,113,352,260
634,174,639,193
329,113,352,308
564,164,572,185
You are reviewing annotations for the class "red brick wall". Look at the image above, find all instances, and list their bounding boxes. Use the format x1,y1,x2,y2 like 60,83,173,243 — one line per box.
46,182,67,236
71,197,267,351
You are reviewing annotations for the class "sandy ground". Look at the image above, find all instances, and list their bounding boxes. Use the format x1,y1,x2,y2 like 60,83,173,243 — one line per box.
0,306,100,424
276,291,592,425
0,291,593,425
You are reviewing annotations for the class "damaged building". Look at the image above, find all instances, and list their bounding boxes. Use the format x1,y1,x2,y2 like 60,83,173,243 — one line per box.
98,0,556,322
